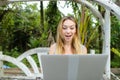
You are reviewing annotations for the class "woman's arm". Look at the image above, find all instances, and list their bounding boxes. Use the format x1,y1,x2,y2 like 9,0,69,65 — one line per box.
49,43,56,54
82,45,87,54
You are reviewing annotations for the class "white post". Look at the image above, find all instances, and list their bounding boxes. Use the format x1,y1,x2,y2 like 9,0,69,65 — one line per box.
0,51,4,77
102,9,111,79
90,49,95,54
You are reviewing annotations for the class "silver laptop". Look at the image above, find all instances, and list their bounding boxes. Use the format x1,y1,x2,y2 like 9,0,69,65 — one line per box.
41,54,108,80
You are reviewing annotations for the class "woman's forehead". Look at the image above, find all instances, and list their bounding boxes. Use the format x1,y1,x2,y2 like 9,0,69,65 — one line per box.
63,19,75,25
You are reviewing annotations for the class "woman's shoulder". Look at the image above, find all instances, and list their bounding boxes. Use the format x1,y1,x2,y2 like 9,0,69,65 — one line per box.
81,44,85,48
81,44,87,54
50,43,56,48
49,43,56,54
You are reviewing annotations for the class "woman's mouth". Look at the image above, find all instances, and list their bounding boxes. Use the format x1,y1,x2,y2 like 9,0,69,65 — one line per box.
64,35,72,41
65,35,72,37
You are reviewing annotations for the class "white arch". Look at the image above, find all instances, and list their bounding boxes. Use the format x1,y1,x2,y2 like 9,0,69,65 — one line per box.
0,0,120,19
0,54,33,76
94,0,120,20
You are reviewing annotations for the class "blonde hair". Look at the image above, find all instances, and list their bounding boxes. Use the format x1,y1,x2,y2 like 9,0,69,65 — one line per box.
56,16,82,54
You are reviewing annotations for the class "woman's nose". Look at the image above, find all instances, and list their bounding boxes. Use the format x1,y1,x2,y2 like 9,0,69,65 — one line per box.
66,28,71,33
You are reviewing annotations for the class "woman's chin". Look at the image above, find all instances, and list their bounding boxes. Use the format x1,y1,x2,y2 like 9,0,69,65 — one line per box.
64,38,72,42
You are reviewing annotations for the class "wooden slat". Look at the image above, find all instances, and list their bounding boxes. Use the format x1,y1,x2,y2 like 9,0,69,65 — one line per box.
26,56,40,74
0,55,33,76
17,47,49,61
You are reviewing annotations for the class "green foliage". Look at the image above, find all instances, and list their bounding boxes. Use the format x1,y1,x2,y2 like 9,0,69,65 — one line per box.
67,1,102,53
4,47,20,57
111,48,120,57
111,55,120,68
111,15,120,50
110,15,120,68
28,37,40,48
0,2,41,53
45,1,61,40
66,1,81,18
0,46,2,51
111,48,120,67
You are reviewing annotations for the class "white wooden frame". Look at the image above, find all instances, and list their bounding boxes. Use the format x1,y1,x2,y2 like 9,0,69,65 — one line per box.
0,47,49,79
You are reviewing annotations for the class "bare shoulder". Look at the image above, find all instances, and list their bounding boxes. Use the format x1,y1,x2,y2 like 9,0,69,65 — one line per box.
81,45,87,54
49,43,56,54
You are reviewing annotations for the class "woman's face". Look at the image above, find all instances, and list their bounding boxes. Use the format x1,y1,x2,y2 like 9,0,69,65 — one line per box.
61,19,76,43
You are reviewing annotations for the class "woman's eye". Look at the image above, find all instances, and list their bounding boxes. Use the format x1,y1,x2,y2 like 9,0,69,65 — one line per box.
70,27,74,29
70,27,75,30
62,27,66,29
62,26,67,29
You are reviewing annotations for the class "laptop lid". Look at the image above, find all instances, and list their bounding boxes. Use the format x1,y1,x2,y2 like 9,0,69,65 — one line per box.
41,54,108,80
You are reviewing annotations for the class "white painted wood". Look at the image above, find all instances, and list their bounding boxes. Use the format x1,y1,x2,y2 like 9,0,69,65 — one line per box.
17,47,49,61
111,72,120,80
102,9,111,79
94,0,120,20
0,51,4,77
0,47,49,79
0,54,33,76
26,56,40,74
16,47,49,78
90,49,95,54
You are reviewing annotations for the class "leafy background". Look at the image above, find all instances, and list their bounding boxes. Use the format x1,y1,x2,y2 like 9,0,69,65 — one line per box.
0,1,120,68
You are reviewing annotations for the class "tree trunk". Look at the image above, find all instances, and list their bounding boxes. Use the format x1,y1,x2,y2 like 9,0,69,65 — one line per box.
40,1,44,30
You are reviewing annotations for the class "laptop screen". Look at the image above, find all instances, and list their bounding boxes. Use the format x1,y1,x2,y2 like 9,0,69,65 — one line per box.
41,54,108,80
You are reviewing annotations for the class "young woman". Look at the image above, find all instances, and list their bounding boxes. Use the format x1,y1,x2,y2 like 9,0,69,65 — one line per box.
49,16,87,54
